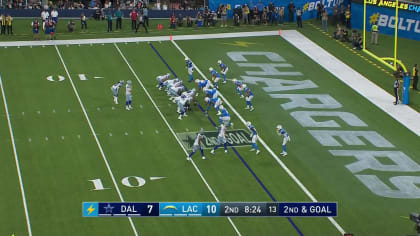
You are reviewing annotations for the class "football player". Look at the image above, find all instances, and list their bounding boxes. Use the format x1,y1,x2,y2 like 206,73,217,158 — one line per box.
209,67,221,89
125,80,132,110
232,78,244,98
156,73,170,90
244,86,254,111
217,60,229,83
276,125,291,156
210,124,228,154
111,80,124,104
187,128,206,160
247,121,260,155
185,57,195,82
219,105,233,127
204,96,223,115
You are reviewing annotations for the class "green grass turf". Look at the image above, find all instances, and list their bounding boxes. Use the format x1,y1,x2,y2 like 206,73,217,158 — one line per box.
0,29,419,236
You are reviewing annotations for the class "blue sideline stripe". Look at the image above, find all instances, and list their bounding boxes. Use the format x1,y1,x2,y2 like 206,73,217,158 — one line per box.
148,42,304,236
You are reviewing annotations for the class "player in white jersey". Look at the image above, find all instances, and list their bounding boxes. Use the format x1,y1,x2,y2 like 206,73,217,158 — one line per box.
187,128,206,160
125,80,132,110
210,124,228,154
276,125,291,156
177,95,188,120
111,80,124,104
156,73,170,90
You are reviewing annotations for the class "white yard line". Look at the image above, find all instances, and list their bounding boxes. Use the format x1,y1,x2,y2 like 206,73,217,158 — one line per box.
0,75,33,236
281,30,420,137
113,43,242,236
54,46,139,236
171,40,346,235
0,31,279,47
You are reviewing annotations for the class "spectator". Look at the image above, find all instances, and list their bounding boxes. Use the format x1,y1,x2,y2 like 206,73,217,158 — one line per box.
353,33,363,50
130,9,137,31
136,12,148,33
203,6,210,26
340,4,345,25
81,13,88,31
288,0,295,22
68,20,75,32
234,13,240,26
268,1,274,23
41,9,49,27
257,0,263,21
334,24,342,39
332,4,338,26
106,10,113,32
242,4,249,25
296,7,302,28
6,14,13,35
351,30,358,44
316,3,322,21
271,7,279,25
211,11,218,26
143,7,149,27
31,19,40,40
279,6,284,24
262,7,268,25
177,13,183,27
321,9,328,31
0,14,5,35
371,22,379,45
186,16,193,27
115,7,122,30
196,11,203,27
170,14,176,29
342,28,349,42
252,6,260,24
220,5,227,27
413,64,418,90
345,4,351,28
51,8,58,24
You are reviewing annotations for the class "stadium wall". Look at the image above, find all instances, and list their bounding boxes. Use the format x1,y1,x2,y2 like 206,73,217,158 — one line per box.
351,2,420,41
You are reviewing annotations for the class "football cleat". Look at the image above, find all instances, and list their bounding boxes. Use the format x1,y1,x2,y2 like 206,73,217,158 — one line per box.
256,150,260,155
210,150,215,154
202,156,206,160
250,107,255,112
216,111,221,116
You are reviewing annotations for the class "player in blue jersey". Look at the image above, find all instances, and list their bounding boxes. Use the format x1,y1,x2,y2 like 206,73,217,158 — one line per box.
244,86,255,111
125,80,133,110
209,67,221,89
204,97,223,115
195,79,210,96
187,128,206,160
232,78,244,98
217,60,229,83
247,121,260,155
204,87,218,99
185,57,195,82
111,80,124,104
156,73,170,90
210,124,228,154
276,125,291,156
218,105,233,127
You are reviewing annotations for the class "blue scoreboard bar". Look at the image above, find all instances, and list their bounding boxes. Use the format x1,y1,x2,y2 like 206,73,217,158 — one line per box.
82,202,337,217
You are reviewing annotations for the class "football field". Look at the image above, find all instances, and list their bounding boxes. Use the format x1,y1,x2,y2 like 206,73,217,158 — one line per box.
0,31,419,236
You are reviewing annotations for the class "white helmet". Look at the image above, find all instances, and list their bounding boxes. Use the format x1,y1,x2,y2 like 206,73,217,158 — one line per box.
219,105,224,110
242,84,247,88
204,97,210,103
217,60,222,64
276,125,282,130
127,80,132,84
209,67,213,72
232,78,237,83
166,73,170,78
246,121,251,127
195,79,200,83
185,57,189,61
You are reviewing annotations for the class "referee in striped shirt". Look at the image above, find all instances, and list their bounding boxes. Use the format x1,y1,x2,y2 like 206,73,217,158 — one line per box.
394,75,400,105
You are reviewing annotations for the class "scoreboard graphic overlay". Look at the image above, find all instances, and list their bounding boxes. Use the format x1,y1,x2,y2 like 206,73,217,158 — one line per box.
82,202,337,217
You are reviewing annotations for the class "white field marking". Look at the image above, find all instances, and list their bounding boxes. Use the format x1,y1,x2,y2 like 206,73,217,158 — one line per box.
114,43,242,236
109,133,113,137
281,30,420,137
28,138,32,142
97,107,101,111
125,132,128,136
112,106,115,110
139,104,143,109
155,130,159,134
61,136,65,140
171,40,346,235
0,75,33,236
54,46,139,236
77,134,81,139
52,109,56,113
45,136,48,141
0,31,278,47
140,131,143,135
36,110,40,115
67,108,71,112
149,177,167,181
21,111,24,115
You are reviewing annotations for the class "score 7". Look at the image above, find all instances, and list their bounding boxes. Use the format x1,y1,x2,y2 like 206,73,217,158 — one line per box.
147,204,153,214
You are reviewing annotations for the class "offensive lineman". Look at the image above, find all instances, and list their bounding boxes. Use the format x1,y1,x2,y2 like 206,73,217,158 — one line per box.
125,80,133,110
276,125,291,156
111,80,124,104
210,124,228,154
187,128,206,160
247,121,260,155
